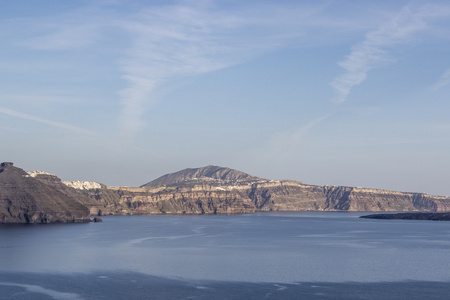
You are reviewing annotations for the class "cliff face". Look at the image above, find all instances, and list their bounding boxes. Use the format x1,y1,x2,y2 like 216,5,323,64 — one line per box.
0,163,90,223
3,163,450,222
84,167,450,215
29,172,108,216
248,182,450,212
105,185,255,215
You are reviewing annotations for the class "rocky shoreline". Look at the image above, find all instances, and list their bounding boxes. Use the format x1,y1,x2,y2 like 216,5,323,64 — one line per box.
360,212,450,221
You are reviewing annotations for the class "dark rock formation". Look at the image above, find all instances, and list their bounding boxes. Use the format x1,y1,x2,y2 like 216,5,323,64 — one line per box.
91,217,103,222
0,163,90,223
360,212,450,221
30,172,108,216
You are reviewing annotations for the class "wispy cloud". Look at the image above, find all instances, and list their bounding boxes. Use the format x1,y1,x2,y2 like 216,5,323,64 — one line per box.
0,107,92,134
19,24,101,50
117,2,328,136
330,137,450,148
331,4,450,104
11,1,446,140
3,1,386,138
268,113,332,156
289,114,332,145
0,125,25,133
11,5,111,51
3,1,344,143
431,68,450,91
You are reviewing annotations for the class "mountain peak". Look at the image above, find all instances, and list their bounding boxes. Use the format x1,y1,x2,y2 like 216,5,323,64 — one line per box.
141,165,263,188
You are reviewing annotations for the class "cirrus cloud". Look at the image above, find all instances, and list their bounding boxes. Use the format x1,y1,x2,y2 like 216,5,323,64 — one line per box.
332,4,450,104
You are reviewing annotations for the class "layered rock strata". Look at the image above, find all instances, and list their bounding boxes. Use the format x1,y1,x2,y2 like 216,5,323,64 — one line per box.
3,163,450,223
91,179,450,215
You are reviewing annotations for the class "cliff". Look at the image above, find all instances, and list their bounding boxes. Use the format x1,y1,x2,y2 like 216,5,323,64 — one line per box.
29,172,108,216
92,179,450,215
79,166,450,215
0,163,90,223
104,185,255,215
3,163,450,222
247,181,450,212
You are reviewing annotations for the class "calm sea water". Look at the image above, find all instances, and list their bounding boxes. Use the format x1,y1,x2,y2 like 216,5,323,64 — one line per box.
1,212,450,299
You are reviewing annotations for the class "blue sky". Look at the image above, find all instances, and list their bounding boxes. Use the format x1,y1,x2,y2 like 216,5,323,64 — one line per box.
1,0,450,195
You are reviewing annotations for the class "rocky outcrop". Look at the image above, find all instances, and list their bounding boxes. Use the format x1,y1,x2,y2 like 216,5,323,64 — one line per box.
0,163,90,223
360,212,450,221
28,172,108,216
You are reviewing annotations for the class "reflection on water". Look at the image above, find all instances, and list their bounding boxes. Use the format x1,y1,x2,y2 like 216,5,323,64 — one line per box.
1,212,450,285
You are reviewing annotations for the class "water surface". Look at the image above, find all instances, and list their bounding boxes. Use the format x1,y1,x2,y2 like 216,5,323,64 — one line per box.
1,212,449,299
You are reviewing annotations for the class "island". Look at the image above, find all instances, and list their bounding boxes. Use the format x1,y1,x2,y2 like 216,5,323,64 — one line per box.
360,212,450,221
2,162,450,223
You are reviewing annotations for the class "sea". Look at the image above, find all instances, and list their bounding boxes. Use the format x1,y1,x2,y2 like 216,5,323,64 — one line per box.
0,212,449,299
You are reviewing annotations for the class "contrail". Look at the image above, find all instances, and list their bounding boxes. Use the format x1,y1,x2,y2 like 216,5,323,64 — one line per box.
0,107,92,134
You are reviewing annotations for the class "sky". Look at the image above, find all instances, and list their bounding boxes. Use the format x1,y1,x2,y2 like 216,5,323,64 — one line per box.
1,0,450,196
